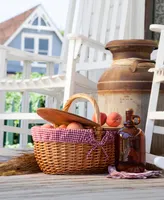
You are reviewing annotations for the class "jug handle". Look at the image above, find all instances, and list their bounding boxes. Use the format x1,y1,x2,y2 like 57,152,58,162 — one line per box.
130,59,155,73
132,115,140,125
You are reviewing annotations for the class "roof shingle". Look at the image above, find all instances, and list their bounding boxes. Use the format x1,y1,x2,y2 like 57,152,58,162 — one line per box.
0,5,38,44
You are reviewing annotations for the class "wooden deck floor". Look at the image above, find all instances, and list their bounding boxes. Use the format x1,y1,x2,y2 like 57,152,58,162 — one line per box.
0,148,164,200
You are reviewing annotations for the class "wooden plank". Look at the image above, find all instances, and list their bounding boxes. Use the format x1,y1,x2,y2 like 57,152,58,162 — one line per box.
0,113,41,120
148,112,164,120
109,0,120,41
154,156,164,169
67,34,110,54
154,125,164,135
79,0,93,64
28,119,45,124
0,125,31,135
76,60,111,71
0,45,62,63
98,0,111,61
75,73,97,91
0,75,66,92
150,24,164,33
88,0,103,62
60,0,76,69
75,0,84,34
0,148,33,156
0,148,33,162
99,0,111,44
146,153,158,164
0,172,164,200
119,0,129,39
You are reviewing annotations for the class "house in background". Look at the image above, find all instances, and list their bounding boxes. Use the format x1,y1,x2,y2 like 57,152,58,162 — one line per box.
0,4,63,74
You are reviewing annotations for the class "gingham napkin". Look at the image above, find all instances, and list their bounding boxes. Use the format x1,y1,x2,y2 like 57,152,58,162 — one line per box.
107,166,162,179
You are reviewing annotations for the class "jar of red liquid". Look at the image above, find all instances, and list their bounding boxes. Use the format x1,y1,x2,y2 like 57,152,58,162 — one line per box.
116,108,145,173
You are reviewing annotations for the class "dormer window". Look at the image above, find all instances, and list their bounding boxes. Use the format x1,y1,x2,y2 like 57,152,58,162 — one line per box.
41,18,46,26
32,17,39,26
30,15,49,27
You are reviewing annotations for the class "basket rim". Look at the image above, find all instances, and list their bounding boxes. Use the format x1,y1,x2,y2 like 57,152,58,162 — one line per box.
31,126,117,144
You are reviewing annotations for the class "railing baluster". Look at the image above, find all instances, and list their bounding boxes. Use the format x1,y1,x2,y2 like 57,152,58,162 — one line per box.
0,49,7,148
19,61,31,149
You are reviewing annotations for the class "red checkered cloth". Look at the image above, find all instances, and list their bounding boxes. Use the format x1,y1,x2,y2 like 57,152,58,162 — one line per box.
31,126,117,159
107,166,162,179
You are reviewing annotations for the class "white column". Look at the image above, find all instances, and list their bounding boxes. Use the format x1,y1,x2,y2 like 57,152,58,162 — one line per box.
19,61,31,149
60,0,76,72
0,48,7,147
45,62,54,108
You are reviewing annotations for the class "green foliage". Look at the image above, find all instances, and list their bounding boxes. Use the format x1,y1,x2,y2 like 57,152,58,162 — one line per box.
60,30,64,36
5,91,21,112
5,72,45,113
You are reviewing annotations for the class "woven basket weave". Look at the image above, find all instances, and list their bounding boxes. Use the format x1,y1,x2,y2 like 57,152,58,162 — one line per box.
32,93,117,175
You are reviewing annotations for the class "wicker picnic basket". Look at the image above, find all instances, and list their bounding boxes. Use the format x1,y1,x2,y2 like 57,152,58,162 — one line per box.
32,93,117,175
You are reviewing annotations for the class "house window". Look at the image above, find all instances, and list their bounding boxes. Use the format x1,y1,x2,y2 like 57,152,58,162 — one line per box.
24,38,34,53
22,33,52,66
39,39,49,55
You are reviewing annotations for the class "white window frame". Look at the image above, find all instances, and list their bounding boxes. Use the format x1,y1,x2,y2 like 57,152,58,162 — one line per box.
21,33,53,67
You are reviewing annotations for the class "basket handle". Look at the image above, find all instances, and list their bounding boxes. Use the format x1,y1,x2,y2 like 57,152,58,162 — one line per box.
63,93,101,125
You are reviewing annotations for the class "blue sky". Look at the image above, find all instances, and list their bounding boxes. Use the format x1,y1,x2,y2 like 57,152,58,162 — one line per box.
0,0,69,30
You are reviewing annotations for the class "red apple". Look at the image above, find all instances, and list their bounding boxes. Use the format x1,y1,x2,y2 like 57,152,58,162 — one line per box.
41,124,54,128
92,112,107,126
58,124,67,129
67,122,83,129
106,112,122,127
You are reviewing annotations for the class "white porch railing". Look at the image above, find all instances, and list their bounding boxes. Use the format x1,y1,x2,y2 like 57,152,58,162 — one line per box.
0,45,63,149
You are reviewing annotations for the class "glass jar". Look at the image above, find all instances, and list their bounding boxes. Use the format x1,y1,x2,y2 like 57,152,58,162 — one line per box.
116,108,145,173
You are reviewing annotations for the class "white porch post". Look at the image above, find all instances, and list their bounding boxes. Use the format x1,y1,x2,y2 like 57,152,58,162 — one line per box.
19,61,31,149
0,48,7,147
